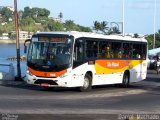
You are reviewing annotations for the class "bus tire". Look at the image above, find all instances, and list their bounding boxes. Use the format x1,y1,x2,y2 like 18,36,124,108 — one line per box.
121,71,129,88
79,74,92,92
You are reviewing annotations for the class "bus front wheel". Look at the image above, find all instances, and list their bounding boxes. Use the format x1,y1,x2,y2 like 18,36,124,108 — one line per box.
79,74,92,92
122,71,129,88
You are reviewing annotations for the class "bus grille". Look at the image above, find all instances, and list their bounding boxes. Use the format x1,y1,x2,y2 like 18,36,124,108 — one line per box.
34,79,58,85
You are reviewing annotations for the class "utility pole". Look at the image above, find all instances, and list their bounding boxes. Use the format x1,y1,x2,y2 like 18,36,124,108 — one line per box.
122,0,125,36
14,0,22,81
153,0,157,49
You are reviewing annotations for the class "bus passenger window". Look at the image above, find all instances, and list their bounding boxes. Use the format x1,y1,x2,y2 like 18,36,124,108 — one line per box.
98,41,107,58
122,43,128,58
85,41,98,59
122,43,132,59
104,43,113,59
141,44,147,59
133,44,142,59
112,42,122,59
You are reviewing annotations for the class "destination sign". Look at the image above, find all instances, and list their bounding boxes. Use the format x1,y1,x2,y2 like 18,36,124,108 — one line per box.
50,37,68,42
38,37,68,43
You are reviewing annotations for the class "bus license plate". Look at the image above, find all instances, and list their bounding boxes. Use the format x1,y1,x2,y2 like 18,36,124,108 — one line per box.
41,83,49,87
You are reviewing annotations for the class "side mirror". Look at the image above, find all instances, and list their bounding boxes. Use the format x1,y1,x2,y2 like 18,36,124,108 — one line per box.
24,39,31,53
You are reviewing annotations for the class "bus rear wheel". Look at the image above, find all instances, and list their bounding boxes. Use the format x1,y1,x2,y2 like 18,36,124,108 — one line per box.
121,71,129,88
79,74,92,92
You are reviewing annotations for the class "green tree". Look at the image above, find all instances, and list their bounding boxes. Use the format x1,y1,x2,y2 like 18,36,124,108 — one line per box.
134,33,139,38
34,8,50,17
47,20,64,31
20,17,35,32
155,32,160,48
22,7,32,18
8,32,16,40
93,21,109,34
5,22,15,33
77,25,92,32
100,21,109,34
41,8,50,17
18,10,23,20
145,31,160,50
58,12,63,21
108,26,120,35
22,7,50,19
0,7,13,22
65,20,80,31
93,21,101,32
20,17,34,26
146,34,154,50
0,6,93,34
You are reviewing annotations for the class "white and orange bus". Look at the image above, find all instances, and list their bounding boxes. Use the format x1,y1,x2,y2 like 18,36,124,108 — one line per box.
24,31,148,91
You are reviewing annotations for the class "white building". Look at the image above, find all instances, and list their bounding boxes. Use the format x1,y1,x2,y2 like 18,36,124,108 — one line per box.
0,33,9,40
11,31,34,40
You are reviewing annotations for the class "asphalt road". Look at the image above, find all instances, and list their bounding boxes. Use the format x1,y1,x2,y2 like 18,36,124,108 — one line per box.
0,70,160,120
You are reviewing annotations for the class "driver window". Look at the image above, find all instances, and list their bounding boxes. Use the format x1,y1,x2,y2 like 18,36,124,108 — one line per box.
74,39,84,61
73,39,84,67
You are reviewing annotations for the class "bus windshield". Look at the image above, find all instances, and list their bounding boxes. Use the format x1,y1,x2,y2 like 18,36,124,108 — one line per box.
27,35,73,71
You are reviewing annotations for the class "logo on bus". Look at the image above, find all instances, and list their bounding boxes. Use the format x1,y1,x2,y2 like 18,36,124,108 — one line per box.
44,73,56,77
107,62,120,68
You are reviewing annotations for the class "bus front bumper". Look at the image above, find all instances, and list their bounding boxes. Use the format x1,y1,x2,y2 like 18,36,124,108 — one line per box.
26,73,73,87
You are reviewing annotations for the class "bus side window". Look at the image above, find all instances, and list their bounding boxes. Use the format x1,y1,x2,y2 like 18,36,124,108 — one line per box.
104,43,112,58
85,40,98,59
73,39,84,67
74,40,83,61
123,43,128,58
133,44,143,59
141,44,147,59
98,41,107,59
122,43,132,59
112,42,122,59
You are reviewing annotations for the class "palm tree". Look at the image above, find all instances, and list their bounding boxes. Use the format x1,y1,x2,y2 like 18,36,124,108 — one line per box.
93,21,101,33
134,33,139,38
112,26,120,34
58,12,63,22
100,21,109,34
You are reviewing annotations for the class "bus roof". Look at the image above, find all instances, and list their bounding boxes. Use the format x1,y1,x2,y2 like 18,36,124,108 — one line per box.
35,31,147,43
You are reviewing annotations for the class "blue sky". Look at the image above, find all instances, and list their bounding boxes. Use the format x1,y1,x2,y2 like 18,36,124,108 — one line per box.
0,0,160,35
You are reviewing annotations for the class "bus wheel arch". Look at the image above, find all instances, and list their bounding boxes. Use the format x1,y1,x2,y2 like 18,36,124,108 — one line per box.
79,71,92,92
122,70,130,88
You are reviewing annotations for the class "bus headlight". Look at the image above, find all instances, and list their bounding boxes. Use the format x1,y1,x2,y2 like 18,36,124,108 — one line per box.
27,70,33,76
60,73,69,78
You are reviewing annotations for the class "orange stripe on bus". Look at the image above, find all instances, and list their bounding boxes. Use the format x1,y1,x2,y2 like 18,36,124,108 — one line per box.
95,60,129,69
28,67,67,78
94,60,144,74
